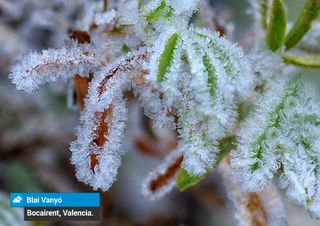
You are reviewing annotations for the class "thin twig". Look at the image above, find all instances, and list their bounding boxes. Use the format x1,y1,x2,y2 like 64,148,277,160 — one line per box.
103,0,108,12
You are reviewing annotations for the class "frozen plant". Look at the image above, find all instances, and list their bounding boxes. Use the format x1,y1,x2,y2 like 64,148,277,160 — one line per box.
9,0,320,224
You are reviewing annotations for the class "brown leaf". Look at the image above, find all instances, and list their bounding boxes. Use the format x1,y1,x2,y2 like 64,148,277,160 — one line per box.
247,192,269,226
89,23,98,31
97,50,148,94
73,74,92,111
149,154,183,192
90,108,113,173
69,30,91,44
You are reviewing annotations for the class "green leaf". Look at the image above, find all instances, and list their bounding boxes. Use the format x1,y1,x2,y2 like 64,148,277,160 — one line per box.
176,136,237,191
121,44,131,53
146,1,173,24
260,0,269,30
266,0,286,52
5,162,43,192
176,169,207,191
157,33,179,83
216,136,237,163
195,32,236,78
249,78,299,171
282,54,320,69
138,0,144,9
285,0,320,50
203,53,217,98
0,194,25,226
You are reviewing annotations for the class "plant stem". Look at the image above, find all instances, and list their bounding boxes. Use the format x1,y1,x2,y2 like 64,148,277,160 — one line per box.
103,0,108,12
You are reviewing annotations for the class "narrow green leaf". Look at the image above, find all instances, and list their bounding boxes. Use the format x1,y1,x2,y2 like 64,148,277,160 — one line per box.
215,136,237,163
138,0,144,9
146,1,173,24
260,0,269,30
282,54,320,69
6,162,43,192
285,0,320,50
0,195,25,226
266,0,286,52
203,53,217,98
121,44,131,53
176,169,206,191
157,33,179,83
195,32,236,78
176,136,237,191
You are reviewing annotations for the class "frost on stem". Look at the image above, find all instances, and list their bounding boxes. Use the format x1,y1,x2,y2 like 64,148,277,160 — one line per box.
232,75,320,218
132,69,175,130
142,0,199,23
142,149,183,200
79,0,142,32
219,157,287,226
10,41,106,93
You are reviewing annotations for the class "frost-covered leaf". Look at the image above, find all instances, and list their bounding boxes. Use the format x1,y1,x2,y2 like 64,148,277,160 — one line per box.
142,150,183,200
71,76,129,191
176,135,236,190
232,75,320,217
170,0,199,17
266,0,286,52
157,33,179,82
142,0,199,23
194,28,255,100
203,52,217,98
10,41,105,93
233,76,304,190
71,49,148,191
143,0,173,24
282,54,320,69
148,28,180,84
285,0,320,50
220,158,287,226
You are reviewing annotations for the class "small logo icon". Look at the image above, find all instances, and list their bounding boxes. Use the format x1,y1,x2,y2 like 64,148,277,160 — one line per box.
12,196,22,203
